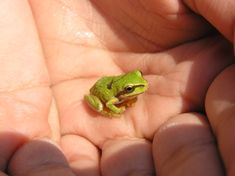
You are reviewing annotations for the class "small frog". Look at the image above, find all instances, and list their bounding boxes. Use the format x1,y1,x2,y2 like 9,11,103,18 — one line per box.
84,70,148,117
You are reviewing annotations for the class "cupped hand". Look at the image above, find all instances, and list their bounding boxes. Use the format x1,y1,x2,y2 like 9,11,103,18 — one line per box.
0,0,234,176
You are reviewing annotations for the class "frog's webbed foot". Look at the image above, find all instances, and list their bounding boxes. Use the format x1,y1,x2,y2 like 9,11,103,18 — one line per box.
84,94,103,112
106,98,125,114
100,110,123,118
125,97,138,107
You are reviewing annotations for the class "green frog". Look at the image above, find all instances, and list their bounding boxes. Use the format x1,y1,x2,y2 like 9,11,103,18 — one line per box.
84,70,148,117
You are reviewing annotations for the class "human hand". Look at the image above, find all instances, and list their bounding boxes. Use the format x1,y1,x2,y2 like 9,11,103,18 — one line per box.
1,0,234,176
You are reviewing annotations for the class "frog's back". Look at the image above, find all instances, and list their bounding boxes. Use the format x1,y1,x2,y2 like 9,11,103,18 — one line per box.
90,76,114,102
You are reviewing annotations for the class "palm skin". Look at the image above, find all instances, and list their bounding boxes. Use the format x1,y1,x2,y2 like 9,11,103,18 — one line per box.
0,0,234,176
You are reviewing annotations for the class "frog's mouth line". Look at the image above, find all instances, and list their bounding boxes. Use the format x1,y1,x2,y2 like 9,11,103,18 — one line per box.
118,93,142,101
116,95,138,105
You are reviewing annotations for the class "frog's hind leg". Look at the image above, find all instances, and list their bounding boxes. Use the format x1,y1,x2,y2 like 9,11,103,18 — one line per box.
84,94,103,112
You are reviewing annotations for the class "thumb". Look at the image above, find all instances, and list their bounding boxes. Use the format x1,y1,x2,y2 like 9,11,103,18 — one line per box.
206,65,235,175
8,140,75,176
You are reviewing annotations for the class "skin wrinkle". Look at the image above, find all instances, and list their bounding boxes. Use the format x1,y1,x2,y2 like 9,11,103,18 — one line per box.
79,2,112,50
85,22,107,52
117,4,151,37
112,56,149,73
140,101,152,140
0,93,45,120
0,83,50,94
90,0,163,51
57,0,106,49
61,133,99,153
138,0,211,40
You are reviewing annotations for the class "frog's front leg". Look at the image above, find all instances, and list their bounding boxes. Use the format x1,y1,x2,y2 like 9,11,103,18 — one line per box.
106,97,125,114
84,94,103,112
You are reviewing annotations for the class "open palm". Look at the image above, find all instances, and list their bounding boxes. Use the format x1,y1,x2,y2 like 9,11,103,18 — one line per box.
1,0,234,176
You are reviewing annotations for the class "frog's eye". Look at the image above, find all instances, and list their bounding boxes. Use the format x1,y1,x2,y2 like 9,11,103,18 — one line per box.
124,85,134,93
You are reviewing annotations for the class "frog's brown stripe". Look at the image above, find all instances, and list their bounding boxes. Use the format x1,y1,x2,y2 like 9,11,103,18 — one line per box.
116,85,145,98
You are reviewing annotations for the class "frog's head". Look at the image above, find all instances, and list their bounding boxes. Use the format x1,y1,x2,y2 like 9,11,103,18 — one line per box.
115,70,148,99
